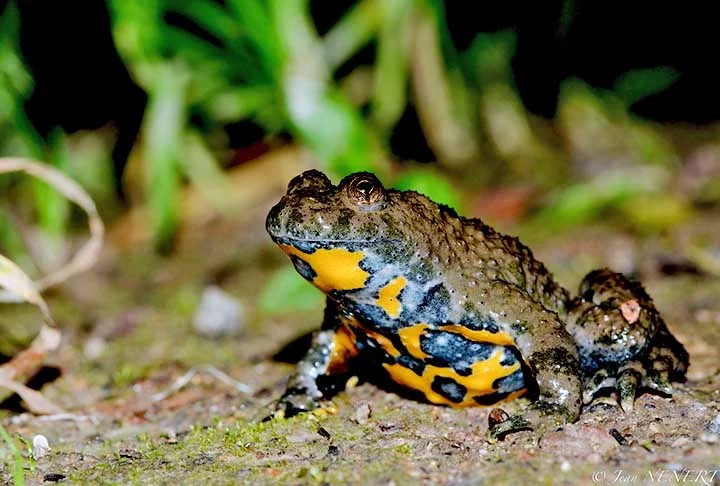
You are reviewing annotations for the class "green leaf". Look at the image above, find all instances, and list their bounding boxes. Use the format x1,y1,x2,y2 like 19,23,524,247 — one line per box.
169,1,239,46
31,129,70,237
259,266,324,315
528,167,669,230
323,0,383,70
464,30,517,84
0,424,24,486
207,86,277,122
0,2,32,97
108,0,163,63
393,169,462,211
160,26,228,63
424,0,459,64
227,0,281,79
271,0,384,176
371,0,412,133
614,66,680,106
141,63,189,249
288,86,380,176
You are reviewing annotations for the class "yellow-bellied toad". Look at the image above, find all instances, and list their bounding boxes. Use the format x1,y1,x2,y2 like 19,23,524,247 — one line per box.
265,170,689,437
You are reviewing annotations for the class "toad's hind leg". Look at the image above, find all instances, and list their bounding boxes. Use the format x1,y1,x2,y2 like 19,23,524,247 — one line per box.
489,289,582,438
270,299,358,418
566,268,688,411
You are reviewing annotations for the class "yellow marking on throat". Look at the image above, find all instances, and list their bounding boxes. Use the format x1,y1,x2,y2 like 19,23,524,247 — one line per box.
280,245,369,292
376,276,407,318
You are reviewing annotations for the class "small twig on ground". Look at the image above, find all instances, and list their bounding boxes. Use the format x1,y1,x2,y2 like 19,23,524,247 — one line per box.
150,365,253,403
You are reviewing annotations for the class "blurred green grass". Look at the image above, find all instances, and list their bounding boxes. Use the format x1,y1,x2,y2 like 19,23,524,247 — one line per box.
0,0,695,261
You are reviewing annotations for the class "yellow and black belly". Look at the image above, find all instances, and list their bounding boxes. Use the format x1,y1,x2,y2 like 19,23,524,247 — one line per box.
275,242,529,407
343,318,529,407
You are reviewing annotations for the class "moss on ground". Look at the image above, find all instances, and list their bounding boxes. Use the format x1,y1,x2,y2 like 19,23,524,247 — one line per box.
2,214,720,485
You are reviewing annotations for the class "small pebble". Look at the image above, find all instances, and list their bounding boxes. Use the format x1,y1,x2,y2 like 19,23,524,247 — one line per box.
118,449,142,460
647,422,664,436
670,437,691,448
32,434,51,460
488,408,510,429
609,428,627,445
316,425,331,441
192,286,244,338
353,402,372,425
163,429,178,444
83,336,107,360
325,444,340,461
703,413,720,435
43,473,65,483
700,432,719,444
587,453,602,464
541,425,619,458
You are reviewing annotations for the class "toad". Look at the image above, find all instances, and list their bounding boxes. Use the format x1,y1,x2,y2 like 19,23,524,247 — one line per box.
265,170,688,437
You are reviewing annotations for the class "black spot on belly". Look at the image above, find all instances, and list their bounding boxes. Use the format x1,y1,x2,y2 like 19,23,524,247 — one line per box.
420,330,495,375
500,347,521,367
431,376,467,403
396,354,425,376
289,255,316,281
353,331,395,364
492,368,526,394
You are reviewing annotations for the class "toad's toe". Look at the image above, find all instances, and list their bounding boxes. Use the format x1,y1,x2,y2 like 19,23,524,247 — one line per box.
617,363,644,412
582,368,616,404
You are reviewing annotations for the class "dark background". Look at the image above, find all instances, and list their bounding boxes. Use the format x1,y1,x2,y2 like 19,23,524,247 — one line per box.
5,0,719,170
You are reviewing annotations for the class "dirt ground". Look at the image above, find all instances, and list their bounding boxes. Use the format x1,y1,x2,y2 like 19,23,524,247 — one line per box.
1,193,719,485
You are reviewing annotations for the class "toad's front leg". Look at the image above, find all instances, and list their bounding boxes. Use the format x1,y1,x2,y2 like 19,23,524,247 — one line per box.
489,293,582,439
271,300,358,418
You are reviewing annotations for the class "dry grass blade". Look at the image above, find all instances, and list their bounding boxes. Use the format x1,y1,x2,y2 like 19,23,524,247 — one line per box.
0,251,64,413
0,373,64,415
0,157,104,414
0,254,53,324
0,157,105,298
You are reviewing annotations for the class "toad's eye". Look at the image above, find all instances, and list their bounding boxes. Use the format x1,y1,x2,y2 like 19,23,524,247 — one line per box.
347,174,384,205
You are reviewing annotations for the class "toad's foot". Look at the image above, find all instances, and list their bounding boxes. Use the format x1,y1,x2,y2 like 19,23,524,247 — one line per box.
263,386,321,420
259,382,344,422
583,328,688,411
582,361,665,412
263,304,360,421
567,269,689,412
